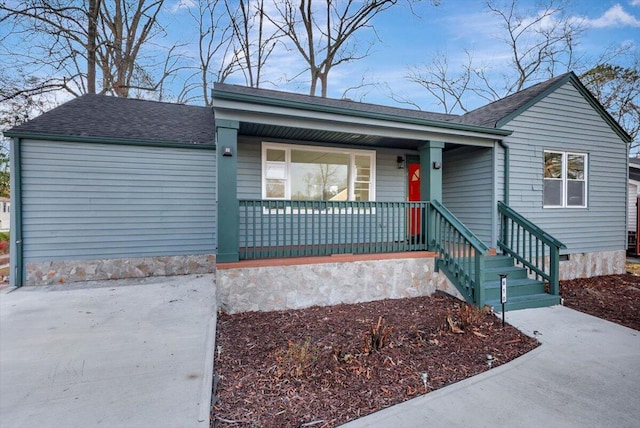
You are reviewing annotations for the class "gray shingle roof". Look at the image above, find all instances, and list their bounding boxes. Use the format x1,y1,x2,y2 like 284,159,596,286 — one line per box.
455,73,570,128
7,94,215,145
213,83,459,123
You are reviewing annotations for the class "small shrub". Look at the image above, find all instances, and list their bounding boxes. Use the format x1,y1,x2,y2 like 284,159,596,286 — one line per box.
363,316,393,354
274,338,318,378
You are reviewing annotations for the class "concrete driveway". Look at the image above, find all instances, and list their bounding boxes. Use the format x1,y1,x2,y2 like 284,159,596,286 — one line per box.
0,274,216,428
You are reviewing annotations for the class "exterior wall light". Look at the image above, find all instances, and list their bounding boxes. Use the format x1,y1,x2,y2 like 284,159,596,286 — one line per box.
222,146,233,157
397,156,406,169
433,161,442,169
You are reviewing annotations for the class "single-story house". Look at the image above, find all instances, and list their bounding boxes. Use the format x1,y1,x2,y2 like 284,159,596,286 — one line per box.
6,71,631,312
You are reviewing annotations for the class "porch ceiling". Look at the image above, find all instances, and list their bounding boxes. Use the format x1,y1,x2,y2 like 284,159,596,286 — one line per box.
239,121,427,150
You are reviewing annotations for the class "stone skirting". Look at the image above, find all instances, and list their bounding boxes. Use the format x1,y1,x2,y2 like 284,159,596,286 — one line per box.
559,250,626,280
25,254,217,286
216,255,460,314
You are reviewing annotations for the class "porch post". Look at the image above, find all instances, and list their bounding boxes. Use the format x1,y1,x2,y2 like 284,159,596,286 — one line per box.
216,119,240,263
419,141,444,249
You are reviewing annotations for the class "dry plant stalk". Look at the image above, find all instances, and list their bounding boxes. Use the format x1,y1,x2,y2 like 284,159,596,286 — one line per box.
458,303,486,329
274,338,318,378
364,316,393,354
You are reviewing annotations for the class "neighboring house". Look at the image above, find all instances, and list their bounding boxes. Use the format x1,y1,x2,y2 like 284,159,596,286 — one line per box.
628,157,640,254
0,197,10,231
5,72,631,313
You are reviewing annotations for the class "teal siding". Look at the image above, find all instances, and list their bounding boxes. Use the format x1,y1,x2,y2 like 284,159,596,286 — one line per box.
21,140,216,262
500,81,627,254
236,137,410,249
442,146,494,244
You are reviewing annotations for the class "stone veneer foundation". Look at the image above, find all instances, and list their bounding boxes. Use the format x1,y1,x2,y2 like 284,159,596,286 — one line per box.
559,250,626,280
25,254,216,286
216,253,460,314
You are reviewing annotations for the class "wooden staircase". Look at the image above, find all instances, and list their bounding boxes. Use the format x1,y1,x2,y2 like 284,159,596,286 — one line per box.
481,255,560,311
430,200,565,312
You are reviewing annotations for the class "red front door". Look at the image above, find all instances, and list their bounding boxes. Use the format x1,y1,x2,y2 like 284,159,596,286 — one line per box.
408,162,421,235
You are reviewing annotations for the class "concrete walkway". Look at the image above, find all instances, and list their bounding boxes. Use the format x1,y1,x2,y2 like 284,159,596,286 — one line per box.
341,305,640,428
0,274,216,428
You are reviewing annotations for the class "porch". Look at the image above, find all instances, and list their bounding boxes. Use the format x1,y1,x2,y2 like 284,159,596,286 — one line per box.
212,83,564,312
216,197,565,313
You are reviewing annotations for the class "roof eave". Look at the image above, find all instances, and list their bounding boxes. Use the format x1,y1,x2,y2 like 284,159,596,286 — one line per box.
212,87,512,138
4,130,216,149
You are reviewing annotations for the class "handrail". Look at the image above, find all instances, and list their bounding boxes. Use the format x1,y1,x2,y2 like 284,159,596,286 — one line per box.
430,200,490,305
497,201,566,295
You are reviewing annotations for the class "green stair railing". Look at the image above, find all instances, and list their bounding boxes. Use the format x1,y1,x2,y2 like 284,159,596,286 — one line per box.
238,199,429,259
498,201,566,295
431,200,490,305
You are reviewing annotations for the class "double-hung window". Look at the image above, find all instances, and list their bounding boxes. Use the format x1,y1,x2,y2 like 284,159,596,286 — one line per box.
543,151,587,208
262,142,375,201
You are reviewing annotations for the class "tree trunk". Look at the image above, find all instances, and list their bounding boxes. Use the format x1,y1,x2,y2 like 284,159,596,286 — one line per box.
87,0,101,94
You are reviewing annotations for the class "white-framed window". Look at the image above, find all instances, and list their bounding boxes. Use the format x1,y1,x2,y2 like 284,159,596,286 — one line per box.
262,142,375,201
543,151,587,208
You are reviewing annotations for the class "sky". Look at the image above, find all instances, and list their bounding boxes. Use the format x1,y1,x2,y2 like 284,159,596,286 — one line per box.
162,0,640,113
1,0,639,117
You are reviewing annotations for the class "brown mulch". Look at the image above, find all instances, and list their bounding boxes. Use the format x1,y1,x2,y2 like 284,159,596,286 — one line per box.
212,292,538,428
560,273,640,331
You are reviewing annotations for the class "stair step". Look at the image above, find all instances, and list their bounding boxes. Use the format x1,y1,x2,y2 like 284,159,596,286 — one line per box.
482,255,516,269
483,278,546,299
485,293,560,312
482,265,528,281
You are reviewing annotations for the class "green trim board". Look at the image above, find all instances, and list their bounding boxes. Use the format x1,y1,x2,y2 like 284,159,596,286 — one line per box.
212,87,512,138
496,72,632,144
4,131,217,150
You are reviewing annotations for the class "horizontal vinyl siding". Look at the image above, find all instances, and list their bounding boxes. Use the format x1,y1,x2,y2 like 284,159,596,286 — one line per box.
502,81,627,254
442,146,494,244
236,138,409,249
21,140,216,262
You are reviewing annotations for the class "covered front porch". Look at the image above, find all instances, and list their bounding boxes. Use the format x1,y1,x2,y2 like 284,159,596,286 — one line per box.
212,83,564,312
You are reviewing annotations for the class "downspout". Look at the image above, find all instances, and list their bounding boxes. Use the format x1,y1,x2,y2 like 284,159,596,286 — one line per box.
9,137,23,287
498,140,509,205
498,140,509,255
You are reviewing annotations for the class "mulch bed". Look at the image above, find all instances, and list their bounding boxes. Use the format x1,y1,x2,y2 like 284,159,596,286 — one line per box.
560,273,640,331
212,292,538,427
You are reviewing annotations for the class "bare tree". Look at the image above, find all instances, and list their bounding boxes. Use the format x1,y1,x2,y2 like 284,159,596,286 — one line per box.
175,0,237,106
0,0,184,101
407,0,583,112
406,51,474,114
487,0,582,94
268,0,403,97
226,0,281,89
581,58,640,149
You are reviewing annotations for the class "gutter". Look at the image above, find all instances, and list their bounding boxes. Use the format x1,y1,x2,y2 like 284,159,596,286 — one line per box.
3,131,216,150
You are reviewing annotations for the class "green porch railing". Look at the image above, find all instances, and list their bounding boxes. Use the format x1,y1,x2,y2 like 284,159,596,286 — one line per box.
498,201,566,295
430,200,490,306
238,199,429,259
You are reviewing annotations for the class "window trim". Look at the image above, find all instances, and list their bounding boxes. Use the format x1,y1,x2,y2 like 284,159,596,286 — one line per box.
261,142,376,201
543,150,588,208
